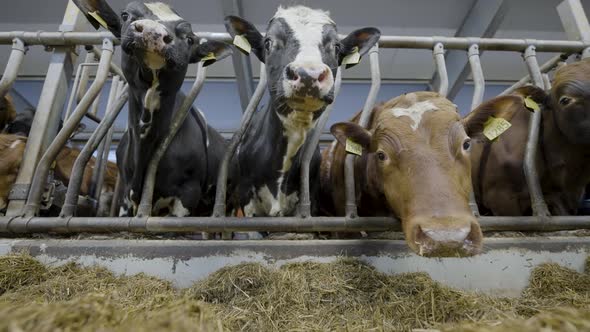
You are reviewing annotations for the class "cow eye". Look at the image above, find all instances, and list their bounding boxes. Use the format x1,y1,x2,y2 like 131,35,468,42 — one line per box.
334,43,342,54
376,151,387,161
462,138,471,152
187,36,194,45
264,38,273,53
121,12,129,21
559,96,572,106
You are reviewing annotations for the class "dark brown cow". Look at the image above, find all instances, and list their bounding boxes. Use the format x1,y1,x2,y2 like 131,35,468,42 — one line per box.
0,94,16,130
321,91,514,257
471,58,590,216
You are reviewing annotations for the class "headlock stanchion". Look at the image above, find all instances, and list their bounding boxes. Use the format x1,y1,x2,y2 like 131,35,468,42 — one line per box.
135,61,208,217
501,53,569,95
468,44,485,110
298,67,342,218
22,38,114,217
433,43,449,97
344,45,381,219
0,38,26,98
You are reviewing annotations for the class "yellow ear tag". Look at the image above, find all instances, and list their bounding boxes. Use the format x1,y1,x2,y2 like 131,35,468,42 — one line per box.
233,35,251,55
524,96,540,112
345,138,363,156
88,11,109,29
201,52,216,62
483,116,512,141
342,46,360,69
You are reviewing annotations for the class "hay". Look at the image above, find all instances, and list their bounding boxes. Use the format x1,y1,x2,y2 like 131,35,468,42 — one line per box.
0,253,589,331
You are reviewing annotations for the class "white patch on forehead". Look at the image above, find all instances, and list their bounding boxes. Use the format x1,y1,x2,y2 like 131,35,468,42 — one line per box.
145,2,182,22
390,100,439,131
273,6,334,63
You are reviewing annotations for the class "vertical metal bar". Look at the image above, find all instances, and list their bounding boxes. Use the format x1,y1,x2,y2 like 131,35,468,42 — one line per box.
468,44,485,110
298,67,342,218
60,85,128,217
77,50,95,104
557,0,590,58
212,64,267,217
109,174,123,217
136,62,207,217
542,73,552,90
523,45,550,217
23,38,114,217
344,45,381,218
0,38,26,98
433,43,449,97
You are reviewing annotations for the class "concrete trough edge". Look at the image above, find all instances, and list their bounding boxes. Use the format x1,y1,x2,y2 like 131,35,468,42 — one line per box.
0,237,588,296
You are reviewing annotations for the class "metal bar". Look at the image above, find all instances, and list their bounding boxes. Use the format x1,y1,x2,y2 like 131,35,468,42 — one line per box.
23,38,114,217
523,45,550,218
468,44,485,110
136,62,207,217
344,45,381,218
109,174,123,217
298,68,342,218
0,38,26,98
432,43,448,96
77,50,95,104
90,46,126,81
430,0,507,100
500,54,568,95
60,86,128,217
542,73,552,90
84,112,101,123
212,64,267,217
2,215,590,235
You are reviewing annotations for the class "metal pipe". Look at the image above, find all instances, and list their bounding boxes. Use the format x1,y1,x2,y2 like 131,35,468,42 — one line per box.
298,68,342,218
135,62,207,217
0,38,26,98
501,54,568,95
542,73,552,90
468,44,485,110
344,45,381,218
212,64,267,217
90,46,126,81
60,86,128,217
77,50,94,104
522,46,550,217
2,215,590,235
23,39,114,217
109,174,123,217
0,32,118,45
433,43,448,96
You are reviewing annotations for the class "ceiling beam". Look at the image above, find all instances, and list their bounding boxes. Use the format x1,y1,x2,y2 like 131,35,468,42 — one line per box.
430,0,508,100
221,0,255,112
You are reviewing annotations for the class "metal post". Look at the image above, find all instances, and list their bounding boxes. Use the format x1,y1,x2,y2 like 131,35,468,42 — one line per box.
500,54,568,95
468,44,485,110
212,64,267,217
557,0,590,58
109,174,123,217
298,67,342,218
0,38,26,98
60,84,128,217
23,38,114,217
523,45,550,218
433,43,448,97
343,45,381,218
542,73,552,90
135,62,207,217
6,1,87,216
77,50,95,104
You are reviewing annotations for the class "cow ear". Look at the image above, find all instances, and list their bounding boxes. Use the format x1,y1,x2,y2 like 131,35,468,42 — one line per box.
190,40,233,66
330,122,372,153
339,27,381,68
224,15,265,62
72,0,122,38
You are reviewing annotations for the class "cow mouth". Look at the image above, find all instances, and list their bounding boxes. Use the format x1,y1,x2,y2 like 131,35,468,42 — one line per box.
143,51,166,70
286,95,332,112
406,218,483,258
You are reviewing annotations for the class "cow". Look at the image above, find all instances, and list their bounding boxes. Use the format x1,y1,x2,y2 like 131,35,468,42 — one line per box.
72,1,232,217
225,6,380,218
471,58,590,216
320,91,518,257
0,134,26,211
0,94,16,130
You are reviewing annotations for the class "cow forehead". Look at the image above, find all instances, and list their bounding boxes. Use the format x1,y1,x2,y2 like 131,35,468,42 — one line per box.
272,6,334,28
127,2,183,22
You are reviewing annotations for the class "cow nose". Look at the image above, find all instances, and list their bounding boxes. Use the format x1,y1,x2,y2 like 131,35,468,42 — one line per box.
131,20,172,51
284,63,333,99
412,222,482,257
134,23,144,33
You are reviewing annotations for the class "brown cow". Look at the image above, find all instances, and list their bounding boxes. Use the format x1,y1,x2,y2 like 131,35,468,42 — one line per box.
0,134,26,210
471,58,590,216
321,91,514,257
0,94,16,130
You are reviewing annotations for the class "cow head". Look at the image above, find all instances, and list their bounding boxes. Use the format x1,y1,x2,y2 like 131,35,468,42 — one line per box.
226,6,380,114
550,58,590,144
330,92,515,257
0,94,16,131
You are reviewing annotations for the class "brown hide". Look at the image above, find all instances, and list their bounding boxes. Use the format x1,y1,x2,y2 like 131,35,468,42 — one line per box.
321,91,511,257
471,59,590,216
55,147,118,195
0,95,17,131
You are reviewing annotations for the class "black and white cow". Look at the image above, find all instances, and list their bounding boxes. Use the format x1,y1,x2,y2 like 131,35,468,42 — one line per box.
225,6,380,217
73,1,232,216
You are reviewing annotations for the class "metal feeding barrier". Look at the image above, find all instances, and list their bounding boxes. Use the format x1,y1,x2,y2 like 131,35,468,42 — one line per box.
1,1,590,236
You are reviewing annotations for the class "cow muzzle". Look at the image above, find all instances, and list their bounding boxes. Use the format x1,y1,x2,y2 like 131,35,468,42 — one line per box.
130,19,173,70
282,62,334,112
406,216,483,257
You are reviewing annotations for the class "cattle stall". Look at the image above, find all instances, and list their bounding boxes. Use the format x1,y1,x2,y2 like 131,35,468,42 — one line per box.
0,0,589,299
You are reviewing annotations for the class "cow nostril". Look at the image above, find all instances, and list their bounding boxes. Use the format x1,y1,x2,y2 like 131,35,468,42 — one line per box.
163,35,173,44
318,69,329,83
285,66,299,81
134,23,143,33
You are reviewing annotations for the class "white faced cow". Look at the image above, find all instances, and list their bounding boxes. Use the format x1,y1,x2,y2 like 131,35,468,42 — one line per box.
225,6,380,217
73,1,231,216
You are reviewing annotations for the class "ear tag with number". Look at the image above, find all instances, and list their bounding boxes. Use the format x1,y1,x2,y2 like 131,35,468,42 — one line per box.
345,138,363,156
88,11,109,29
524,96,540,112
483,116,512,141
342,46,360,69
233,35,251,55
